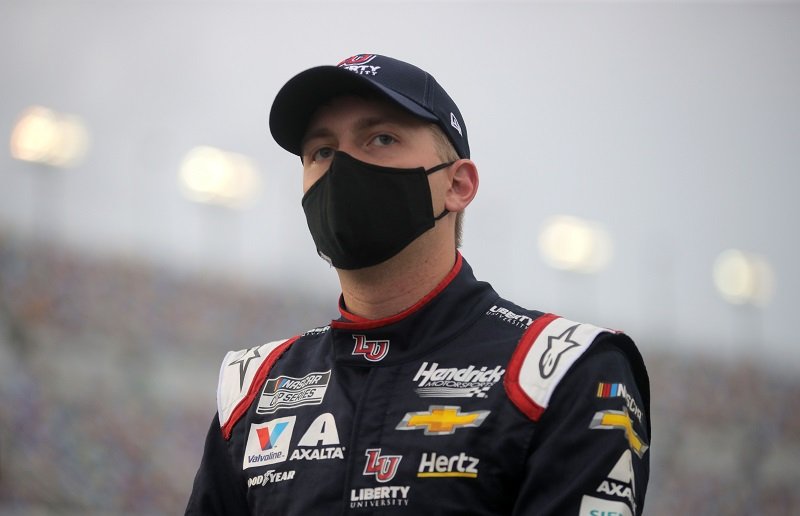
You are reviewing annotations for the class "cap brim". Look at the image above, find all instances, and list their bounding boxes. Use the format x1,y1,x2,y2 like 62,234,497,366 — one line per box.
269,65,438,157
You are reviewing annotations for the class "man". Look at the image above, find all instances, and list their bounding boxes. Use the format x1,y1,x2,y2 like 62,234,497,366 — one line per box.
186,54,650,515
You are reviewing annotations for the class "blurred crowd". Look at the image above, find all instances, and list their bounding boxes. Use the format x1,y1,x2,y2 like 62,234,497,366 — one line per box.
0,232,797,515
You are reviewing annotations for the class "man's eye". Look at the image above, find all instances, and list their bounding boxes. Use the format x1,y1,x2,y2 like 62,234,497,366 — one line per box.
312,147,335,161
372,134,396,147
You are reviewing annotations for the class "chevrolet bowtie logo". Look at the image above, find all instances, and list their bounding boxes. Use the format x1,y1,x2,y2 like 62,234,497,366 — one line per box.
589,408,650,458
396,405,490,435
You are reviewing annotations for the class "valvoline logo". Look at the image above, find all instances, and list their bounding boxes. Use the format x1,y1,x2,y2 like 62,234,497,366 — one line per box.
243,416,296,470
337,54,377,67
257,421,289,450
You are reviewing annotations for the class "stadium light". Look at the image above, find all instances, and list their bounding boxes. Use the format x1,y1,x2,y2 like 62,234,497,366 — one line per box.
10,106,90,168
178,146,261,208
712,249,775,306
538,215,613,274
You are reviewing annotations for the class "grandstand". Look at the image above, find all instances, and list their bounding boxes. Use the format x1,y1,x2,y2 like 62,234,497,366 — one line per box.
0,233,797,515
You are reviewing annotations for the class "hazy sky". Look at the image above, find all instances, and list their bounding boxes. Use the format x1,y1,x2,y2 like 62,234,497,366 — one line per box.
1,1,798,372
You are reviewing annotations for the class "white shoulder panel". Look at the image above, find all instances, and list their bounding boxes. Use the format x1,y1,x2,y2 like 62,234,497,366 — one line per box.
216,339,289,431
516,317,607,415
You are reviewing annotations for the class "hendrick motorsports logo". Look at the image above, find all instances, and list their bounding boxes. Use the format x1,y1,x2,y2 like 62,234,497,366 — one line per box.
412,362,504,398
257,370,331,415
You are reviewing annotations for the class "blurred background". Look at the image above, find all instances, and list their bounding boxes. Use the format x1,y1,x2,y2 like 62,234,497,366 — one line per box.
1,0,799,514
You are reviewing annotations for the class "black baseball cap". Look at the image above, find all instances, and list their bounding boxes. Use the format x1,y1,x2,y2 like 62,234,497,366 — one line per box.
269,53,470,159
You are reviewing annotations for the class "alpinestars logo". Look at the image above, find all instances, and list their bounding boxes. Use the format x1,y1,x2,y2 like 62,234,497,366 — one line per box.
539,324,581,378
412,362,504,398
363,448,402,482
352,335,390,362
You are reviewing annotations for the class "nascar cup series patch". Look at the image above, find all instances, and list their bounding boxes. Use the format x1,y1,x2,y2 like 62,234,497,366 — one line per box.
257,370,331,415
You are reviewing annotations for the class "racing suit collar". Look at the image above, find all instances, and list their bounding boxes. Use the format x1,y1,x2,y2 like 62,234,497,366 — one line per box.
330,252,499,366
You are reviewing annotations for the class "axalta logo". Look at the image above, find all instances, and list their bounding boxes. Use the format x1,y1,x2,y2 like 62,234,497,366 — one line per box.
243,416,296,469
592,449,637,514
396,405,490,436
290,413,345,461
352,335,390,362
338,54,380,76
486,305,534,328
350,486,410,509
589,409,649,458
363,448,402,482
417,452,479,479
412,362,504,398
257,370,331,415
247,469,296,488
596,382,644,425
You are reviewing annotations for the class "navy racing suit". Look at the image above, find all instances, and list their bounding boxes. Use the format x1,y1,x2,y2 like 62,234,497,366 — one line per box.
186,254,650,515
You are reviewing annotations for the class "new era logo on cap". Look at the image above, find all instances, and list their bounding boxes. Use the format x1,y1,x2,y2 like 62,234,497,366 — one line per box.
450,112,462,136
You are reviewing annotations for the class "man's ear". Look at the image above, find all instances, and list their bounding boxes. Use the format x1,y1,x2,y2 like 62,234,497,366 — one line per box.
444,159,479,212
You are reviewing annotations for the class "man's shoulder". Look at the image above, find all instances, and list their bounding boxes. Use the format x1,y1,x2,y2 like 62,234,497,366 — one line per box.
215,326,331,439
502,313,647,422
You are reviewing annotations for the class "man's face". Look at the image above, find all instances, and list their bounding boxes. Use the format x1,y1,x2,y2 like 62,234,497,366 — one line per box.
300,96,445,193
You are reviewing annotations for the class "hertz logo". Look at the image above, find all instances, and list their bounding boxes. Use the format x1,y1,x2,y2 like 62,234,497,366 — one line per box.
417,452,479,478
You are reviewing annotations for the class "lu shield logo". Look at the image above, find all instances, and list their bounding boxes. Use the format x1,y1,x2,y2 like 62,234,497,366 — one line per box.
363,448,402,482
352,334,390,362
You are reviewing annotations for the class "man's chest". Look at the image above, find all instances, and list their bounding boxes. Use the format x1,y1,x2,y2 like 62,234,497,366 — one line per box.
233,337,533,515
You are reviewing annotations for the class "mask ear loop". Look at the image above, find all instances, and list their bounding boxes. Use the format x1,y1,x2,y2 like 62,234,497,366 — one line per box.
425,161,455,175
434,208,450,220
426,161,456,220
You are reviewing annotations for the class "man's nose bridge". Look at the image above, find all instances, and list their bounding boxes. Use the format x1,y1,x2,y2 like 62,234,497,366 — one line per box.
336,139,363,161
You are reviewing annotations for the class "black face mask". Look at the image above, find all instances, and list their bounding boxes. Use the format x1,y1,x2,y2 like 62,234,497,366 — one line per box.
301,151,452,270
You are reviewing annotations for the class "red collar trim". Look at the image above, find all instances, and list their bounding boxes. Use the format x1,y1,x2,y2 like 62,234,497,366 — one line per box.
333,252,463,331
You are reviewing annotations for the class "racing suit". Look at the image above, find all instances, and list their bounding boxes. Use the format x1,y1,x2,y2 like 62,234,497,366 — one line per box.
186,254,650,515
